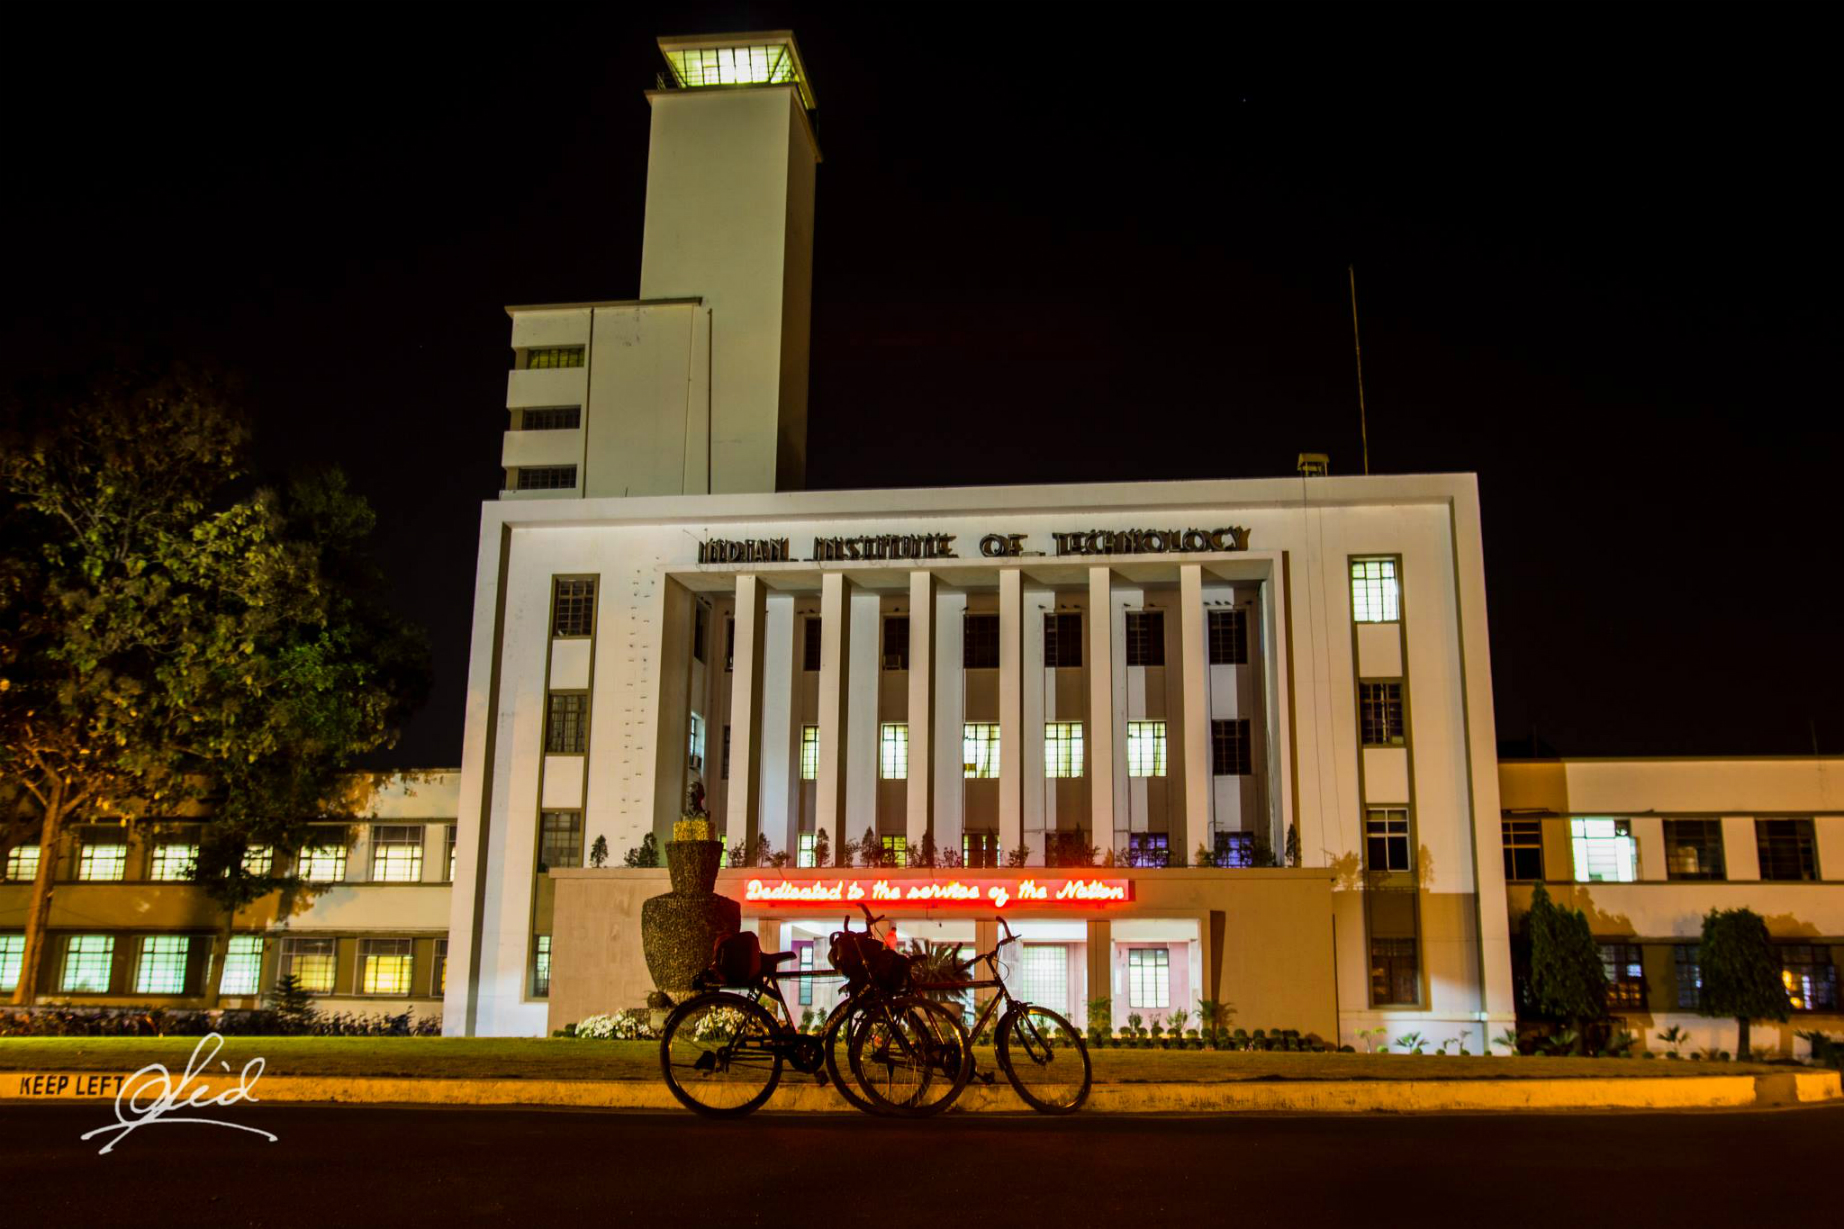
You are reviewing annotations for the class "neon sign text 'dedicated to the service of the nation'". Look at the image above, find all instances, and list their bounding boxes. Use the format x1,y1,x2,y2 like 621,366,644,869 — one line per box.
742,877,1132,909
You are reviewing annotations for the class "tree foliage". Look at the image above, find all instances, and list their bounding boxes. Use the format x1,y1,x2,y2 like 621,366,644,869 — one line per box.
1523,883,1606,1046
1699,907,1788,1058
0,364,429,1003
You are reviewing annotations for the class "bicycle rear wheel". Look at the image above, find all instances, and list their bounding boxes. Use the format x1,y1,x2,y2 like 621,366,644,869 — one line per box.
822,1000,882,1115
659,992,784,1117
848,995,972,1118
996,1004,1091,1114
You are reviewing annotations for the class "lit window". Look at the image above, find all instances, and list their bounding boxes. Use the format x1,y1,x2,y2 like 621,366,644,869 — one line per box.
4,844,40,883
1125,610,1164,667
520,406,580,431
78,836,128,882
1359,682,1405,746
883,616,910,670
1365,809,1412,873
798,833,817,868
148,843,198,882
524,346,584,369
538,811,583,872
1369,937,1419,1005
433,938,449,996
963,614,999,669
1207,609,1248,665
963,832,1000,868
516,465,577,491
298,843,347,883
135,935,191,995
0,934,24,993
963,723,1000,779
662,39,805,96
1570,818,1636,883
1211,719,1251,775
281,937,336,994
1043,612,1082,669
1782,945,1838,1012
1044,722,1084,778
242,845,274,877
1663,819,1725,881
1018,945,1068,1017
361,938,414,995
1127,834,1169,868
552,578,596,637
1674,944,1702,1010
1214,831,1255,868
688,712,705,771
1757,819,1818,882
1502,819,1543,881
445,826,457,882
1127,947,1170,1008
534,936,552,997
1350,558,1400,623
881,836,908,867
880,723,908,780
220,935,264,997
800,726,820,780
1600,942,1646,1011
1126,721,1167,777
61,935,114,993
545,692,588,754
370,825,425,882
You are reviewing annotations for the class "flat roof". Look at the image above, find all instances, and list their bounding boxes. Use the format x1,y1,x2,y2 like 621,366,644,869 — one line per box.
658,31,815,110
504,297,703,316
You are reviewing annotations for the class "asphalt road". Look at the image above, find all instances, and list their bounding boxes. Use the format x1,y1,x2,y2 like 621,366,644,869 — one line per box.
4,1101,1839,1227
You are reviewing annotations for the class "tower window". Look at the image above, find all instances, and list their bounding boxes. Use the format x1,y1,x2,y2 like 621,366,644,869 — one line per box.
1125,611,1164,666
1043,613,1082,669
516,466,577,491
1350,558,1400,623
524,346,584,369
1207,609,1248,665
1359,682,1405,746
963,614,999,669
883,616,910,670
552,578,596,637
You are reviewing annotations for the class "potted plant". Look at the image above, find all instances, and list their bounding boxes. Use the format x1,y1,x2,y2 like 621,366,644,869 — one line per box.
639,784,740,1006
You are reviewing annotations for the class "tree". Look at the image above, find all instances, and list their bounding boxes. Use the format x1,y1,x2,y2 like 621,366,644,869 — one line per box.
589,835,609,869
1699,907,1789,1060
1523,883,1606,1053
812,828,830,868
0,365,428,1006
622,832,659,867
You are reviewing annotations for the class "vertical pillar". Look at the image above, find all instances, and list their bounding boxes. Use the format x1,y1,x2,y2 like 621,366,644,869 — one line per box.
1087,567,1116,849
1086,919,1113,1035
726,576,768,848
816,572,853,854
651,578,696,842
906,571,936,854
998,568,1024,860
1179,565,1213,862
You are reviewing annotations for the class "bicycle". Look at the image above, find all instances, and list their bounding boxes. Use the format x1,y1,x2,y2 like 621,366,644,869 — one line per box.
907,916,1092,1114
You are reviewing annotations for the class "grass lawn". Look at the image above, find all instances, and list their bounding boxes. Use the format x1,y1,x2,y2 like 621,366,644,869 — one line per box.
0,1037,1787,1082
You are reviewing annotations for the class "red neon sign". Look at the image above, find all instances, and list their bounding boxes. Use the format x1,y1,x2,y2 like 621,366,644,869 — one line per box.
740,877,1133,909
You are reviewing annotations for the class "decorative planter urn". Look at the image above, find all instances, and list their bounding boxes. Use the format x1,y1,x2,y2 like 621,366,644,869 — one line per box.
640,838,739,1006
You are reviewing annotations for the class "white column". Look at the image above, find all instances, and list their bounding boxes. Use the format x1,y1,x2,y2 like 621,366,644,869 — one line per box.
934,587,967,859
726,575,768,849
1088,567,1117,849
757,595,795,857
906,571,936,854
998,568,1024,859
816,572,853,854
845,587,880,844
1178,565,1213,862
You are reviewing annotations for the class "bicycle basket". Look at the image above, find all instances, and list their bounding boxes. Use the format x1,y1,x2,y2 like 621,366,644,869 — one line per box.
828,931,873,989
863,942,913,993
706,931,763,988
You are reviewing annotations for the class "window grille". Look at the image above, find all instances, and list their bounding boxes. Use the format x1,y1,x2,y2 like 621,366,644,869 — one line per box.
538,811,583,872
797,833,817,868
963,614,999,669
1127,834,1169,868
963,832,1000,868
1756,819,1818,881
520,406,580,430
242,845,274,877
1350,558,1400,623
1207,609,1248,665
1127,947,1170,1008
78,836,128,882
135,935,191,995
883,616,910,670
361,938,415,996
433,939,449,996
221,935,264,997
61,935,115,993
297,843,347,883
1359,681,1405,746
1043,612,1082,668
1017,945,1068,1017
0,935,25,993
1211,719,1251,775
1674,944,1702,1010
149,843,198,882
1369,937,1418,1005
1127,721,1167,777
516,465,577,491
1044,723,1084,779
533,936,552,997
1365,809,1412,873
1663,819,1725,880
963,724,1000,779
545,692,588,753
3,845,39,882
1501,819,1544,881
552,578,596,637
1125,610,1164,666
524,346,584,369
881,836,908,867
803,616,823,671
800,726,820,780
1601,943,1647,1011
1570,818,1636,882
880,723,909,780
370,825,425,882
1782,944,1839,1011
1215,831,1254,868
281,937,336,994
445,826,457,882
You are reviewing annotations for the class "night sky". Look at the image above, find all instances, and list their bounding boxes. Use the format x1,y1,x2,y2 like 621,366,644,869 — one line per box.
4,6,1837,767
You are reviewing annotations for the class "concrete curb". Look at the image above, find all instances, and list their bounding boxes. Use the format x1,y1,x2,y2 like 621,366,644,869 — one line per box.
4,1069,1837,1112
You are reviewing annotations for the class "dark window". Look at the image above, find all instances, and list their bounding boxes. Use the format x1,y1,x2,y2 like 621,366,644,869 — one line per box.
1365,809,1412,873
1043,612,1082,669
1674,944,1702,1010
720,726,731,780
525,346,583,369
963,832,1000,868
1211,719,1252,776
1207,609,1248,665
533,936,552,997
1369,938,1419,1006
516,465,577,491
1600,942,1646,1011
1125,610,1164,666
883,616,910,670
1359,682,1405,746
545,693,588,753
1663,819,1725,881
963,613,999,669
724,618,735,672
1126,833,1169,868
692,605,706,664
1781,944,1838,1012
1045,831,1093,866
1756,819,1818,881
520,406,580,431
803,616,823,671
1214,831,1254,868
552,578,596,637
537,811,583,872
1502,818,1544,881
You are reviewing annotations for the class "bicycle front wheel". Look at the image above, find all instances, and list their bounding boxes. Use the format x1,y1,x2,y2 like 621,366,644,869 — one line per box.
659,992,784,1117
822,999,883,1115
848,994,972,1118
996,1004,1091,1114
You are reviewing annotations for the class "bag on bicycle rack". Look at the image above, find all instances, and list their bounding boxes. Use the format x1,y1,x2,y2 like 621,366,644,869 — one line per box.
700,931,764,988
827,930,879,991
863,941,912,992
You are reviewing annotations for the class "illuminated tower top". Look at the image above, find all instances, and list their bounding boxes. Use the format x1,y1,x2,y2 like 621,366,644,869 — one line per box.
658,31,816,110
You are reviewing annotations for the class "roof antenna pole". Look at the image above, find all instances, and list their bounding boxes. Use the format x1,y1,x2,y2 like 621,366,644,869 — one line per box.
1349,264,1370,476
